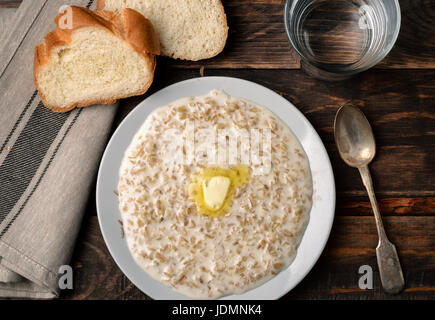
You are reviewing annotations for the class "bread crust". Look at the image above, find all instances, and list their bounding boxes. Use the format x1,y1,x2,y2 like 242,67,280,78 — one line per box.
97,0,228,61
34,6,160,112
210,0,229,61
96,0,106,11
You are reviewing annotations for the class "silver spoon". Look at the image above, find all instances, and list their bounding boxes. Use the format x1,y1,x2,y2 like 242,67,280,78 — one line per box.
334,104,405,294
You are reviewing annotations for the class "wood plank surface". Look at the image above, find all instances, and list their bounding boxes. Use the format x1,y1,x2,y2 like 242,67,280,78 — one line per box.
1,0,434,69
0,1,18,8
0,0,434,301
378,0,435,69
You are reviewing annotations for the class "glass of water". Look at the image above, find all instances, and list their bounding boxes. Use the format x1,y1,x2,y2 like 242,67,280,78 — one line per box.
284,0,401,80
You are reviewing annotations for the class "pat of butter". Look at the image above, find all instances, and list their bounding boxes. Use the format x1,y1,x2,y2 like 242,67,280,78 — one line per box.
202,176,231,210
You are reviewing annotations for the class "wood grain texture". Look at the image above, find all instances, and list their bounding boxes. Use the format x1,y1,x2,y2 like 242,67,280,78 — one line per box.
0,0,433,300
337,197,435,216
0,0,19,8
378,0,435,69
1,0,434,69
62,216,435,300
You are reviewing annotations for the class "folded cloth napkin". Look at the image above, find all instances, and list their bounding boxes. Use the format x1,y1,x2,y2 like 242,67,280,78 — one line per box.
0,0,117,298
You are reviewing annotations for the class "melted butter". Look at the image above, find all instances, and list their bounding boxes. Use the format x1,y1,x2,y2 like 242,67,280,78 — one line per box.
202,176,231,210
188,165,250,218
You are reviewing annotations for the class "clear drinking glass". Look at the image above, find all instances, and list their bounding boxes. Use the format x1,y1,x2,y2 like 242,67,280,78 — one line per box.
284,0,401,80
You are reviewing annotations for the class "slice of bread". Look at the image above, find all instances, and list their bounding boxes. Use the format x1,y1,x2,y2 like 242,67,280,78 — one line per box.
98,0,228,61
34,6,160,112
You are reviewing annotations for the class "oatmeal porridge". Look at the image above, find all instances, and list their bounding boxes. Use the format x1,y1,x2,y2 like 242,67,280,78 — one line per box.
118,90,313,299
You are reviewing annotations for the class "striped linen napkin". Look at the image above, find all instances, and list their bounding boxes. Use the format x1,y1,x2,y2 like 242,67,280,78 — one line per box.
0,0,117,298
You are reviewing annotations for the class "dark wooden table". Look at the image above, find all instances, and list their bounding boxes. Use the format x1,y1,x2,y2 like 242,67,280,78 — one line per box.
1,0,434,300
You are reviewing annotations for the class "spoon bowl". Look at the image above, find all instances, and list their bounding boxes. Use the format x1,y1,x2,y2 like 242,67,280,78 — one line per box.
334,104,376,168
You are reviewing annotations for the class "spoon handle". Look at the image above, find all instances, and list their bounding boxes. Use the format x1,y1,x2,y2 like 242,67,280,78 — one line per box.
358,165,405,294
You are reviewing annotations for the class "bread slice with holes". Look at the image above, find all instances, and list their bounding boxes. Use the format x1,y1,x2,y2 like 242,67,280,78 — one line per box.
34,6,160,112
98,0,228,61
